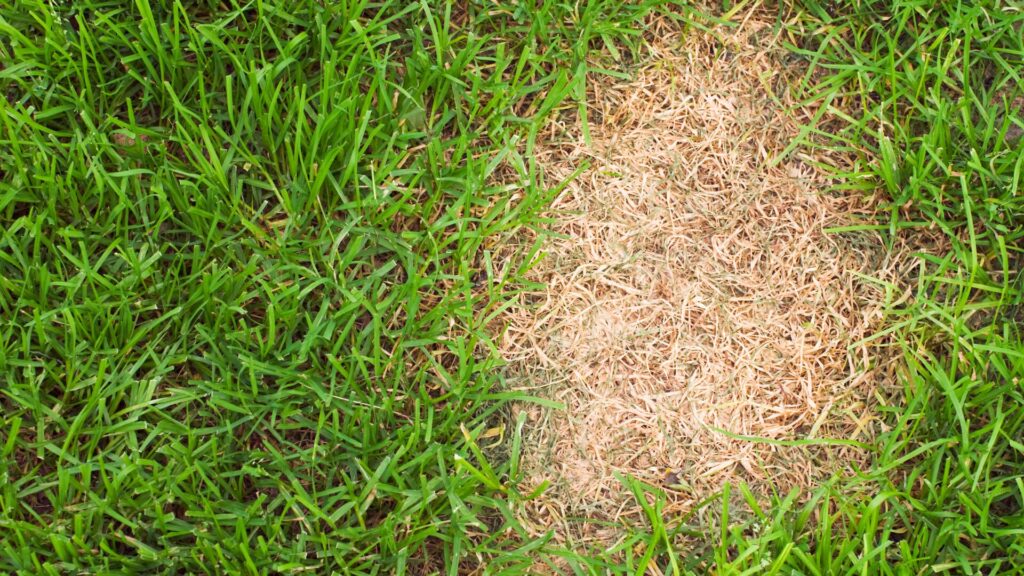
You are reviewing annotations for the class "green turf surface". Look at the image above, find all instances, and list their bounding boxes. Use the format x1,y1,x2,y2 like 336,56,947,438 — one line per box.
1,0,1022,574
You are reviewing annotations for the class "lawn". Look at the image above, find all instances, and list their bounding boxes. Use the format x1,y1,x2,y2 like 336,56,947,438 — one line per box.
1,0,1022,574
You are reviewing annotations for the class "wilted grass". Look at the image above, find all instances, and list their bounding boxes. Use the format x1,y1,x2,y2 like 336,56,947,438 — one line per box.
1,0,1022,574
575,1,1024,574
713,1,1024,573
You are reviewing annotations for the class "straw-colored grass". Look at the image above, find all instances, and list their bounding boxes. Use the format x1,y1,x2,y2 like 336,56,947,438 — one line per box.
501,11,916,541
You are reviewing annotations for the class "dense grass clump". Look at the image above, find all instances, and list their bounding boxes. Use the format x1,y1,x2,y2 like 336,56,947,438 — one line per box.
0,0,656,572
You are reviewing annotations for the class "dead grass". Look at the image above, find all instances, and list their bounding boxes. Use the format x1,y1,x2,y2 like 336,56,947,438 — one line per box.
500,9,918,542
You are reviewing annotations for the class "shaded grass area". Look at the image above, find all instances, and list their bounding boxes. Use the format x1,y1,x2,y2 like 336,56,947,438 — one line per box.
0,0,658,572
1,0,1022,574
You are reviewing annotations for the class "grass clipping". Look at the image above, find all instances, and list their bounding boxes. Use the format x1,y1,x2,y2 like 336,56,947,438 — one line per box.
502,13,900,537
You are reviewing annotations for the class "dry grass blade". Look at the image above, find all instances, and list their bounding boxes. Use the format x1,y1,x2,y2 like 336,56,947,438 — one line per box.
500,9,914,542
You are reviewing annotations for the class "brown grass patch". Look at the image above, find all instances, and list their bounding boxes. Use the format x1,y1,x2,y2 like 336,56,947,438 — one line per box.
499,10,914,541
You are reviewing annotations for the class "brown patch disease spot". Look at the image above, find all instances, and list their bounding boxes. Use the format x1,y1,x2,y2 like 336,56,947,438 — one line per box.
500,12,906,542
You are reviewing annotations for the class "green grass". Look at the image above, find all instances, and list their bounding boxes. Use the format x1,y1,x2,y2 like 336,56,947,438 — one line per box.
0,0,659,572
1,0,1022,574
